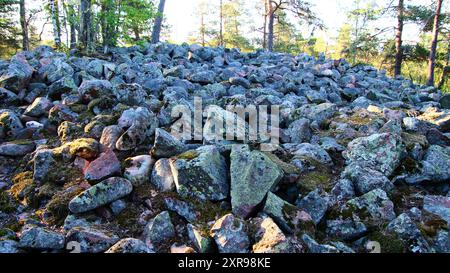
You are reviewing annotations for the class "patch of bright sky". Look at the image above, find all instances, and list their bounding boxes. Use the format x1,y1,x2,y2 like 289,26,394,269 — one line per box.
31,0,446,46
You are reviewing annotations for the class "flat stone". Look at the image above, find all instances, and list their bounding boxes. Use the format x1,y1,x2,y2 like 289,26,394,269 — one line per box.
68,177,133,213
84,149,121,182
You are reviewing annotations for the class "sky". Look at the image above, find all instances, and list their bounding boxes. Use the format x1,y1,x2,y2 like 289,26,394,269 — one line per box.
30,0,445,46
164,0,444,46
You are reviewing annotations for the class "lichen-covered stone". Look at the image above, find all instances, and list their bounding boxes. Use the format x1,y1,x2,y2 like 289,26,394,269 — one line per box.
263,192,314,234
341,163,394,195
406,145,450,184
423,195,450,224
68,177,133,213
343,133,404,176
296,189,329,225
170,146,228,201
230,145,283,218
151,128,186,158
19,226,65,250
210,214,250,253
143,211,175,248
0,141,35,157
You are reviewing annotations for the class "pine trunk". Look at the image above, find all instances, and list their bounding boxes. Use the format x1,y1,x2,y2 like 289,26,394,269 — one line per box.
151,0,166,44
80,0,93,52
50,0,61,48
267,0,274,52
20,0,29,51
426,0,443,86
394,0,404,76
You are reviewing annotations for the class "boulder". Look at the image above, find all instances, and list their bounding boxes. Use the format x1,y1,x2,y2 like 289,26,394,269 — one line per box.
230,145,283,218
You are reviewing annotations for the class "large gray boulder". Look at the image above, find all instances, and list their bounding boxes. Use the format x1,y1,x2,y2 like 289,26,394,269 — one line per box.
343,133,404,176
230,145,283,218
170,146,228,201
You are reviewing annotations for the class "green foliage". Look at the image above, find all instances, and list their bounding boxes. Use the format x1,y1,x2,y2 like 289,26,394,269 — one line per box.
0,0,21,58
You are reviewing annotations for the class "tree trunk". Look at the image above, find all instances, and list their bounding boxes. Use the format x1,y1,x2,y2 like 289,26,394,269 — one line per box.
68,3,77,49
200,13,205,47
151,0,166,44
219,0,223,46
426,0,443,86
19,0,29,51
50,0,61,48
267,0,274,51
394,0,404,76
61,0,69,46
80,0,93,52
263,0,268,49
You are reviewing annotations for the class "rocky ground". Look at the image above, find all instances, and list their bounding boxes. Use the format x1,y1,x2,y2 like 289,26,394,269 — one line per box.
0,43,449,253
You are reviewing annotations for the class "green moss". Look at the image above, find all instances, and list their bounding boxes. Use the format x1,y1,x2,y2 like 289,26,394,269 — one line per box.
9,171,38,207
176,150,199,160
114,204,144,237
402,132,428,151
298,170,333,193
0,191,16,213
393,156,420,176
46,164,84,185
263,152,300,174
45,185,85,226
69,104,87,114
335,111,378,127
367,231,407,253
418,212,448,238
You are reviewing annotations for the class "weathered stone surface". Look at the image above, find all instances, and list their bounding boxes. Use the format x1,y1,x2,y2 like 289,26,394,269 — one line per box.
151,128,186,158
24,97,52,117
230,145,283,218
326,219,367,241
19,226,65,250
0,141,35,157
423,195,450,223
187,224,214,253
341,163,394,195
210,214,250,253
151,158,175,192
0,240,21,253
143,211,175,248
296,189,329,225
116,107,158,151
387,213,431,253
84,149,121,182
343,133,404,176
406,145,450,184
66,226,119,253
263,192,314,234
68,177,133,213
252,216,294,253
170,146,228,201
346,189,396,222
106,238,154,253
123,155,154,186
